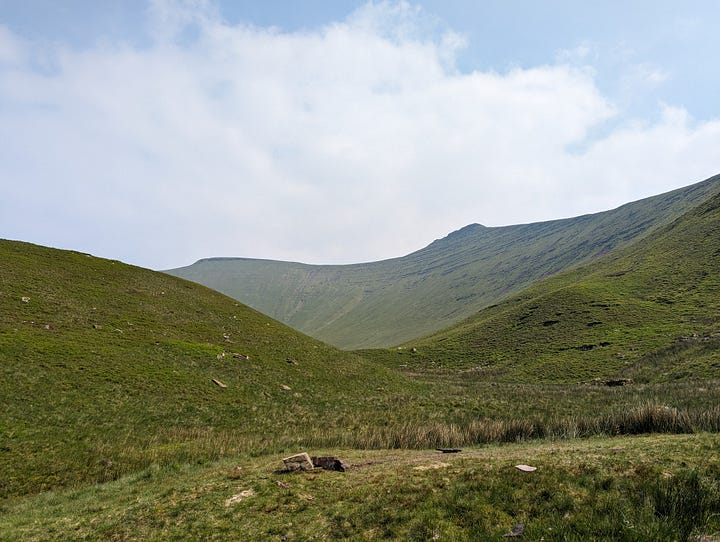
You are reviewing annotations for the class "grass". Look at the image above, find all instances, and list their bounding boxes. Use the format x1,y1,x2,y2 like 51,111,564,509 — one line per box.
3,181,720,541
168,174,720,348
2,433,719,540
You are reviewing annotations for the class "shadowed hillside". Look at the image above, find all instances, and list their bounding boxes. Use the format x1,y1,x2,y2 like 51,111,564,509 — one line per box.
168,174,720,349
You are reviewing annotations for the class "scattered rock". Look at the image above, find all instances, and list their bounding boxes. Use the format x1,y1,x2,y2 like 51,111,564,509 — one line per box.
92,324,102,330
233,353,250,360
216,352,226,360
281,384,292,391
311,456,349,472
223,333,231,341
504,523,525,538
410,347,417,353
515,464,537,472
286,358,299,365
662,471,673,478
436,448,462,454
20,297,30,303
225,489,255,506
604,378,633,387
44,324,51,330
212,378,227,388
283,452,314,471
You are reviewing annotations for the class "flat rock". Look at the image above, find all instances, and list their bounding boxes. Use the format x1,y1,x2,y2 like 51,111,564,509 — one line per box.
515,464,537,472
283,452,314,471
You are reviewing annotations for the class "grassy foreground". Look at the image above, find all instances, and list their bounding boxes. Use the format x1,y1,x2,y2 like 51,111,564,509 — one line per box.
2,433,718,541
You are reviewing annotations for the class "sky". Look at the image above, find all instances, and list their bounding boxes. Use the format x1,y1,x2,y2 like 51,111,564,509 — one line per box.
1,1,719,270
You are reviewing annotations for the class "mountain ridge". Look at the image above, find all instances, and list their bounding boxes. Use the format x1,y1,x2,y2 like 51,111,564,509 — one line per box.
396,186,720,382
168,174,720,349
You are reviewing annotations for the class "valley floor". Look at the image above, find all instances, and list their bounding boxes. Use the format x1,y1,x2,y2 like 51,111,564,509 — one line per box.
2,433,719,541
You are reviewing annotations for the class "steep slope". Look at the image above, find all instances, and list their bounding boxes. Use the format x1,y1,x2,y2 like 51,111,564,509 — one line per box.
0,240,413,499
168,174,720,349
397,188,720,383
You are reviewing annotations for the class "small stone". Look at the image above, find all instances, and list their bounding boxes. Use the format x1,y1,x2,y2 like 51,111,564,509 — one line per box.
225,489,255,506
212,378,227,388
283,452,314,471
515,464,537,472
21,297,30,303
276,481,290,489
233,353,250,360
281,384,292,391
286,358,299,365
504,523,525,538
92,324,102,330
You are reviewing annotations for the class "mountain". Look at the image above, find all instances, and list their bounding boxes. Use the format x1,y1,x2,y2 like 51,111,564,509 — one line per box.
0,239,412,499
396,186,720,383
168,174,720,349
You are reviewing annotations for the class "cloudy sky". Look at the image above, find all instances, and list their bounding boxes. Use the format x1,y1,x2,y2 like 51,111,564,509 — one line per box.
1,1,719,269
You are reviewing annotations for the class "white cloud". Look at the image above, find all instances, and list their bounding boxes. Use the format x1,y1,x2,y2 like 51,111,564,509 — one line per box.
0,1,718,269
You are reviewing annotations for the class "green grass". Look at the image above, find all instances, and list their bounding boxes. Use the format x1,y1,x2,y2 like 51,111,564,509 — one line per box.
0,239,418,499
3,204,720,541
168,174,720,348
2,434,719,541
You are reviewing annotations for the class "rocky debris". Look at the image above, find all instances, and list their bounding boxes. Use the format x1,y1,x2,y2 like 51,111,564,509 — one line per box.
504,523,525,538
286,358,299,365
311,456,349,472
212,378,227,388
225,489,255,506
436,448,462,454
21,297,30,303
233,353,250,360
92,324,102,329
515,464,537,472
283,452,314,472
281,384,292,391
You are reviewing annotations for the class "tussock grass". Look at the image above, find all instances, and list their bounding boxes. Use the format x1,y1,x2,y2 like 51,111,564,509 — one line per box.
3,434,719,541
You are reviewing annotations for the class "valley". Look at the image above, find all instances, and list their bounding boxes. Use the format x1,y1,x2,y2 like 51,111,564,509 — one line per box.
2,174,720,540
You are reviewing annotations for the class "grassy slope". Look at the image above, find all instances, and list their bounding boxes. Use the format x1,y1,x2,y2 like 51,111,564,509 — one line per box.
168,174,720,349
0,240,416,499
2,434,719,541
391,186,720,383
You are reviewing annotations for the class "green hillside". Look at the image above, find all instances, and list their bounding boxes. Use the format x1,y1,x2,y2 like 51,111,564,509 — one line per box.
392,186,720,383
168,174,720,349
0,240,416,499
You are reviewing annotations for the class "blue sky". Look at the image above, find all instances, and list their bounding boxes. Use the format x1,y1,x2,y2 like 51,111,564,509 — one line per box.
1,1,718,268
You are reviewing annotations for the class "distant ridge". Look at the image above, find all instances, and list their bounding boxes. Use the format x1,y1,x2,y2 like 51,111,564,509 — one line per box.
168,174,720,349
404,184,720,382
